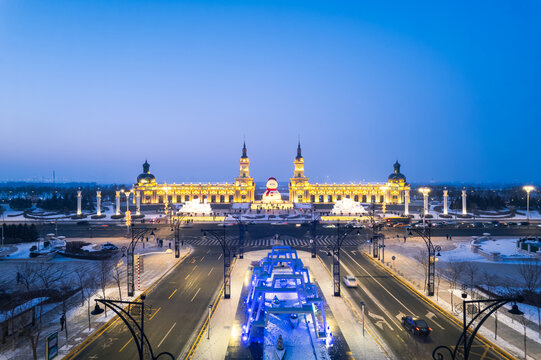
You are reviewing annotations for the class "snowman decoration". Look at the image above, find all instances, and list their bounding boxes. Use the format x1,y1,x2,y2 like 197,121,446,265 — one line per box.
262,177,282,203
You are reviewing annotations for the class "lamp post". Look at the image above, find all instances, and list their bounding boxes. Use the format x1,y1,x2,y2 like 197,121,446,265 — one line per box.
328,224,360,296
368,203,384,259
127,226,156,297
201,224,235,299
523,186,535,221
407,223,441,296
432,296,524,360
90,295,175,360
309,220,318,258
229,213,248,259
418,187,431,226
170,212,190,258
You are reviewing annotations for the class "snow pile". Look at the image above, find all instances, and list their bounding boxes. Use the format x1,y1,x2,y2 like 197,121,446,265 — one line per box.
331,198,367,215
177,199,212,214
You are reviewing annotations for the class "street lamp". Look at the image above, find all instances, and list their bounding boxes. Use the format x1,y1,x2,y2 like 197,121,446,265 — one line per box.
127,226,156,296
523,186,535,221
91,294,174,360
408,223,441,296
432,296,524,360
201,224,235,299
418,187,431,226
327,224,360,296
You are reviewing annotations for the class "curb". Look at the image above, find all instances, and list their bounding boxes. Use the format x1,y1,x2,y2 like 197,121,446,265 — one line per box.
62,247,193,360
362,251,516,360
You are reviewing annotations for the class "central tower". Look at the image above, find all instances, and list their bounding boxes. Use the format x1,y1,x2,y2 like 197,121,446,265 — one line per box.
289,141,309,202
234,141,255,202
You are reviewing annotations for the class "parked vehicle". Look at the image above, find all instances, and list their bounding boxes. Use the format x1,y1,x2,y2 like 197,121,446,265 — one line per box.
343,276,358,288
402,316,431,336
101,242,119,251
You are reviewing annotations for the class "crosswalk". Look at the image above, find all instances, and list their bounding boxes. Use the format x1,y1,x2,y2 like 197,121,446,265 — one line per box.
180,234,365,248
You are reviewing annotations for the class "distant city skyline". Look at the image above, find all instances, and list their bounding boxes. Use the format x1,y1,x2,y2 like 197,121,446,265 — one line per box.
1,1,540,184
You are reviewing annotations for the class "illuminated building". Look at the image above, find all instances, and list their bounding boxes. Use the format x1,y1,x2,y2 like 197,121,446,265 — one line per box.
133,142,255,204
132,142,409,205
288,142,410,204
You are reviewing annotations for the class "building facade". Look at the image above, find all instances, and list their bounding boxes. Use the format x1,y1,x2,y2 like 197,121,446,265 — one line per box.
133,142,409,205
132,142,255,204
288,142,410,204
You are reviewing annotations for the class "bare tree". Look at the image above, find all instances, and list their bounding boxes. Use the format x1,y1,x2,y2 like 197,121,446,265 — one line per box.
464,262,479,299
16,262,38,292
35,262,65,290
98,260,114,317
444,259,461,290
111,258,124,301
517,260,541,339
518,260,541,296
413,249,428,291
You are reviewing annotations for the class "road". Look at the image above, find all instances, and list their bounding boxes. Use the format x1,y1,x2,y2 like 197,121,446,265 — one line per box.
60,222,538,359
69,246,223,360
320,248,514,360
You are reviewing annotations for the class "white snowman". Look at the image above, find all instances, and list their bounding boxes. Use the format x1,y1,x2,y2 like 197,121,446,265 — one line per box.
262,177,282,203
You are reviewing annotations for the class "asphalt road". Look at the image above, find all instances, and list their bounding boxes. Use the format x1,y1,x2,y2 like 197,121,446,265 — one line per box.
69,246,223,360
320,249,514,360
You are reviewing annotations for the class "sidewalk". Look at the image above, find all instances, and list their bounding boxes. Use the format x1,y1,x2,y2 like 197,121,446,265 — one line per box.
0,240,191,360
374,235,541,360
192,249,390,360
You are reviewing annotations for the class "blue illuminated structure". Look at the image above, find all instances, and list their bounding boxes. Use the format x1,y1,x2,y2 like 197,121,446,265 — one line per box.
242,246,328,344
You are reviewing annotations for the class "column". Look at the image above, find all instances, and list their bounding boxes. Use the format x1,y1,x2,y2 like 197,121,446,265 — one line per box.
125,192,130,212
462,189,467,215
96,191,102,216
423,193,429,215
443,189,448,215
115,191,121,215
136,191,141,216
76,190,82,216
404,190,410,216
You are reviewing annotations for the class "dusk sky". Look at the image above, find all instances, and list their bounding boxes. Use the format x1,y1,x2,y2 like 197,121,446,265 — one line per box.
1,1,540,184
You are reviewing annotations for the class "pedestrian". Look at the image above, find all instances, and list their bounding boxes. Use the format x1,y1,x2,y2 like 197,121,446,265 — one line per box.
16,272,21,284
403,236,407,243
169,241,171,249
449,235,452,241
60,314,65,331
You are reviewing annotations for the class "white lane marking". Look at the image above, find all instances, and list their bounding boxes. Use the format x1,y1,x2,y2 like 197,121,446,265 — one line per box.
426,311,445,329
191,287,201,302
368,311,394,331
218,254,222,260
208,267,214,276
340,261,401,329
345,251,415,314
157,322,176,347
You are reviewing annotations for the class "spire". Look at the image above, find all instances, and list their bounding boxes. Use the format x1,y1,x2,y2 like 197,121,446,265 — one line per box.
296,139,302,160
394,160,400,174
241,140,248,159
143,160,150,174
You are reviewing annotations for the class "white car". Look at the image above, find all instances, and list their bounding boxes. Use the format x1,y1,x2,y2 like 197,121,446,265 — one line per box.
343,276,358,288
323,224,337,228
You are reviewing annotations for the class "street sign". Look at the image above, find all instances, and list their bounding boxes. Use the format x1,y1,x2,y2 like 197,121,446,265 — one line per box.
46,332,58,359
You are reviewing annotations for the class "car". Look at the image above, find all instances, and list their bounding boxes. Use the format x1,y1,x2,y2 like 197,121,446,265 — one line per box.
323,224,337,228
401,316,431,336
101,242,118,251
343,276,358,288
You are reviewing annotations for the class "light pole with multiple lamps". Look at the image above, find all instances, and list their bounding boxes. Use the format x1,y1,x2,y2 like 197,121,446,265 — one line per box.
201,225,235,299
432,295,524,360
523,185,535,221
127,226,156,297
328,224,360,296
91,294,175,360
407,223,441,296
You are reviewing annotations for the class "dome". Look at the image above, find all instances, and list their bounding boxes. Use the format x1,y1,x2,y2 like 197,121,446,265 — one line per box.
388,160,406,182
137,160,156,184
